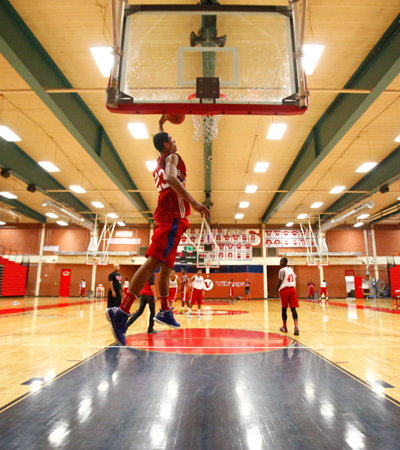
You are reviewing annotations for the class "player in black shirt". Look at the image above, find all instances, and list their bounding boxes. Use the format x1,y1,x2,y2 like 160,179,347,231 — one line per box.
108,263,123,308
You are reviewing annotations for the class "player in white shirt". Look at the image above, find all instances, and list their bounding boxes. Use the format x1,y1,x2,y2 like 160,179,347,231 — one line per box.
79,279,86,299
168,270,181,307
188,269,204,318
319,279,328,304
274,257,299,335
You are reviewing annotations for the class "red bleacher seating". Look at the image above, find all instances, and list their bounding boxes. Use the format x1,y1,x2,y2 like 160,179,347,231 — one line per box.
0,256,28,297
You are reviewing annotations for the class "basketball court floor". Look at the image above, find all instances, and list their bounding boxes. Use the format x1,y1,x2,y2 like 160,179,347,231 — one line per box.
1,296,400,449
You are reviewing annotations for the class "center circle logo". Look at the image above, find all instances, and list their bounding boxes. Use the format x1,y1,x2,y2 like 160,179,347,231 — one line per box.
203,279,214,291
62,271,70,276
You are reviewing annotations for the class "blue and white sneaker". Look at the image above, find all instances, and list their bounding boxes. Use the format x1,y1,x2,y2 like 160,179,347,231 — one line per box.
105,307,128,346
154,308,181,329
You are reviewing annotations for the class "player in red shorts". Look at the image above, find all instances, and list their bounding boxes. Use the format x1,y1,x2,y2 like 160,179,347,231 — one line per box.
105,115,209,345
274,257,299,335
168,270,181,307
228,279,234,304
79,278,86,299
188,269,205,318
307,280,315,302
319,280,328,304
179,268,189,314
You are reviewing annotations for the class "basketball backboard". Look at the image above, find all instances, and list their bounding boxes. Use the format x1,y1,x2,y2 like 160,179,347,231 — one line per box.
106,3,308,116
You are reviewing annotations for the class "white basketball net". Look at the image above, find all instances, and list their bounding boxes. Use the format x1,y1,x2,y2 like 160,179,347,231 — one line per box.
191,114,222,144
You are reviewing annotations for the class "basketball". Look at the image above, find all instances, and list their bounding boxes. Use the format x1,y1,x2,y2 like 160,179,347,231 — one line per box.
166,114,185,125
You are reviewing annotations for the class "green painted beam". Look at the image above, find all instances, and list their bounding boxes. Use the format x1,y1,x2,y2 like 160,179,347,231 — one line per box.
262,14,400,223
324,145,400,215
0,0,152,221
0,196,46,223
0,138,93,215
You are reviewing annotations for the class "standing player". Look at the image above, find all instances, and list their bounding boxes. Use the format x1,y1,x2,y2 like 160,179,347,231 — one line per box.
79,278,86,299
274,257,299,336
188,269,205,318
105,115,209,346
307,279,315,302
229,279,234,304
244,279,251,301
319,279,329,304
168,270,181,307
179,268,189,314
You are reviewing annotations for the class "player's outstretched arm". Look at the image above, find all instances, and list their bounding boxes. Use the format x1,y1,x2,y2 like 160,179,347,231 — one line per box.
158,114,167,133
165,154,210,218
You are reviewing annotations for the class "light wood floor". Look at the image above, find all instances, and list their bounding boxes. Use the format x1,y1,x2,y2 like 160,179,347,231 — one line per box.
1,297,400,410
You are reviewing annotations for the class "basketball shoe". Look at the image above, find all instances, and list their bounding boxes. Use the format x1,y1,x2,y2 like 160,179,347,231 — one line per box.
105,307,128,346
279,326,288,332
294,327,300,336
154,308,181,329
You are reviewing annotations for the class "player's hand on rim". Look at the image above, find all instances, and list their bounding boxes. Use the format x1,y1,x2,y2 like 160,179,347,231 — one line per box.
192,201,210,217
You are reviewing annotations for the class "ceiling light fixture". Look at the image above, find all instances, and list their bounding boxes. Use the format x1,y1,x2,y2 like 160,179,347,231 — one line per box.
107,213,118,219
46,213,58,219
239,202,249,208
128,123,149,139
254,162,269,173
286,222,294,227
117,221,125,226
329,186,345,194
0,192,18,199
0,126,21,142
356,162,377,173
235,213,244,219
245,185,257,193
267,123,287,140
91,202,104,208
395,135,400,143
357,214,369,220
297,213,308,219
57,221,68,226
145,161,157,171
354,222,363,228
90,47,113,77
38,161,60,172
302,44,325,75
311,202,323,208
0,221,5,225
69,185,86,194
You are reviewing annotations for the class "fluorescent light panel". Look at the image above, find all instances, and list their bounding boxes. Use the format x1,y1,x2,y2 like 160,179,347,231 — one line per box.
45,213,58,219
395,135,400,143
354,222,364,228
90,47,113,77
128,123,149,139
297,213,308,219
146,161,157,171
267,123,287,140
0,221,6,225
107,213,118,219
254,162,269,172
57,221,68,226
38,161,60,172
239,202,249,208
311,202,323,208
245,185,257,193
303,45,325,75
235,213,244,219
0,192,18,199
91,202,104,208
329,186,345,194
356,162,377,173
69,185,86,194
357,214,370,220
286,222,294,227
0,126,21,142
117,221,125,226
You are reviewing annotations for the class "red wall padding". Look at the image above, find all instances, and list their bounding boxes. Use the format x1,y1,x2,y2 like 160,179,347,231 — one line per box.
0,257,28,297
389,266,400,298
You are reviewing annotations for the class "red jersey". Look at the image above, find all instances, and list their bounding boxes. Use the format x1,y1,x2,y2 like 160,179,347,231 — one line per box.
153,153,191,223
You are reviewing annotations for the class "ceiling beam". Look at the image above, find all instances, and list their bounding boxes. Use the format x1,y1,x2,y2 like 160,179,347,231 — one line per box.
323,145,400,216
261,13,400,223
0,138,94,216
0,197,45,223
369,201,400,224
0,0,152,222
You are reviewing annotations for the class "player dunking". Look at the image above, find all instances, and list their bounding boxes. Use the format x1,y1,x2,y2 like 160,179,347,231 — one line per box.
179,268,189,314
105,115,209,345
274,257,300,336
